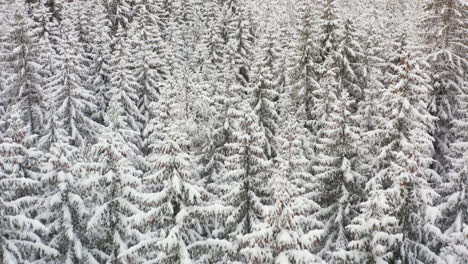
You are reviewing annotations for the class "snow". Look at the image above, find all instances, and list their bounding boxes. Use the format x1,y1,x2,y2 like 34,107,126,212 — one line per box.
0,0,466,263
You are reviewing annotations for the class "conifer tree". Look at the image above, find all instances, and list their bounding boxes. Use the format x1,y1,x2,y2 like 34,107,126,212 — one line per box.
339,18,365,110
196,0,227,187
128,74,204,263
198,0,224,89
288,0,321,134
104,0,133,37
313,89,365,263
1,9,46,137
88,1,112,125
439,88,468,262
40,129,97,264
0,111,56,263
199,0,256,208
107,30,144,153
251,23,281,161
129,0,165,154
47,17,100,147
223,0,255,88
375,35,440,264
85,96,144,264
421,0,467,176
222,108,272,263
354,3,387,181
242,112,325,263
310,3,367,260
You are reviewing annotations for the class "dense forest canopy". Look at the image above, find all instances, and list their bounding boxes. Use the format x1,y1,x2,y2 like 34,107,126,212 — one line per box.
0,0,467,263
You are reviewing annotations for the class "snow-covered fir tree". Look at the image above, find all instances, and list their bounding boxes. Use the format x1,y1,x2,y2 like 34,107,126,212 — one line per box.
241,105,325,263
84,96,144,264
222,0,255,88
421,0,468,177
222,108,273,263
104,0,133,37
309,3,367,261
39,127,97,264
439,85,468,263
375,34,441,264
1,8,46,138
106,30,144,153
250,21,281,161
88,1,113,125
128,75,205,263
129,0,165,155
0,111,56,263
0,1,466,263
288,0,321,134
46,16,100,147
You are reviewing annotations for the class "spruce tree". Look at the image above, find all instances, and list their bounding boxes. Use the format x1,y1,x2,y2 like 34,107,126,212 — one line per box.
1,9,46,138
242,112,325,263
88,1,112,125
421,0,468,176
376,35,440,264
40,131,98,263
288,0,321,134
223,0,254,88
0,111,56,263
104,0,133,37
129,0,164,155
47,16,100,147
85,97,144,264
222,108,272,263
196,0,227,187
310,2,366,261
250,22,281,161
106,30,144,153
128,75,204,263
439,86,468,262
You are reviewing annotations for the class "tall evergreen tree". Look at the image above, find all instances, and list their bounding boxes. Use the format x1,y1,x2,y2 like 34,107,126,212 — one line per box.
421,0,468,176
439,85,468,263
242,111,325,263
104,0,133,37
40,131,98,264
85,97,144,264
128,75,205,263
47,16,100,147
376,35,440,264
129,0,164,155
87,1,112,125
222,108,272,263
223,0,255,88
310,3,367,261
106,30,144,153
1,9,46,138
250,22,281,161
0,111,56,263
288,0,321,134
